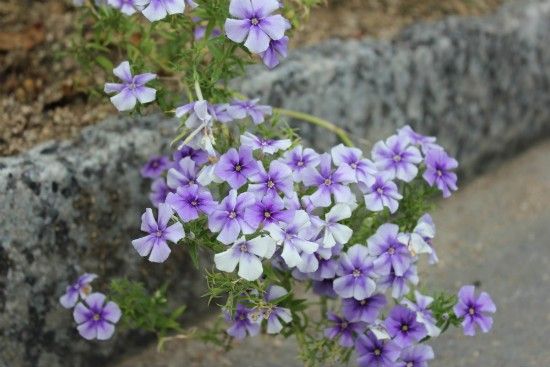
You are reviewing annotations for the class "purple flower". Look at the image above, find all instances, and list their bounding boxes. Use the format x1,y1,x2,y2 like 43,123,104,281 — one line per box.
214,146,258,189
227,99,272,124
149,178,172,207
59,273,98,309
342,293,387,323
372,135,422,182
140,0,185,22
359,173,403,214
263,285,292,334
378,265,419,300
397,345,434,367
367,223,411,276
104,61,156,111
320,204,353,248
248,160,294,198
402,291,440,337
454,285,496,336
385,306,427,348
224,0,288,53
226,304,260,339
397,125,441,154
165,185,216,222
324,312,366,348
166,157,199,189
423,149,458,198
172,145,209,166
214,236,276,281
132,204,185,262
73,293,121,340
333,244,378,300
261,36,289,69
282,145,320,182
331,144,377,184
312,279,338,298
140,155,170,178
209,103,233,123
266,210,318,268
240,132,291,154
302,153,355,207
244,194,293,231
356,331,401,367
108,0,140,15
208,190,255,244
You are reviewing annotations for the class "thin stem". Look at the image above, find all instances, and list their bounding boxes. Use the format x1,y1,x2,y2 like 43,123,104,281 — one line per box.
273,108,354,147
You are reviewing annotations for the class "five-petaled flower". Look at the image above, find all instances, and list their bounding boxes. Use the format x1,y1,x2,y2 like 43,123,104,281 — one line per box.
104,61,156,111
73,292,121,340
454,285,496,336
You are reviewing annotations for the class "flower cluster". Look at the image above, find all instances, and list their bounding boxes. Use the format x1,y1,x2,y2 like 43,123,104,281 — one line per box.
60,274,121,340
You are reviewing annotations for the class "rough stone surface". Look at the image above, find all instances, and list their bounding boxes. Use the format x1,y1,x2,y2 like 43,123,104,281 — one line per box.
239,0,550,177
3,0,550,366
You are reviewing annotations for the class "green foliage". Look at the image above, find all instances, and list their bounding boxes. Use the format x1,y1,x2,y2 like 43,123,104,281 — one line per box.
430,292,462,332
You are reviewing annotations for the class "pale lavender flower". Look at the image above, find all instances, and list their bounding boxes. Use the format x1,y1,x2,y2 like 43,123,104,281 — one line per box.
372,135,422,182
175,100,215,153
401,291,440,337
320,204,353,248
248,160,294,198
244,194,293,231
367,223,411,276
140,155,170,178
266,210,318,268
140,0,185,22
302,153,355,207
108,0,140,15
73,293,121,340
214,146,258,189
166,157,199,189
397,125,441,154
385,306,427,348
359,173,403,214
227,99,272,124
214,236,276,281
378,265,419,300
104,61,156,111
283,192,324,230
282,145,320,182
454,285,496,336
149,178,172,207
132,204,185,262
240,132,291,154
165,185,216,222
342,293,387,323
261,36,289,69
59,273,98,309
263,285,292,334
333,244,378,300
397,213,436,257
423,149,458,198
324,312,366,348
194,24,222,40
172,145,209,166
208,190,256,244
209,103,233,123
226,304,260,339
331,144,377,184
397,345,435,367
356,332,401,367
224,0,288,53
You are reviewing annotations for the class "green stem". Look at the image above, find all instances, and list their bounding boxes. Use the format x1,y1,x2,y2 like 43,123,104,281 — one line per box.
274,108,354,147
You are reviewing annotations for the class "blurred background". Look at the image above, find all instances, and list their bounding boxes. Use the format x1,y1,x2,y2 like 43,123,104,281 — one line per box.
1,0,549,366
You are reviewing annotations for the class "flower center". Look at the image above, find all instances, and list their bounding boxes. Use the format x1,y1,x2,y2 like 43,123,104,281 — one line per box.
267,180,275,188
352,269,362,278
228,211,237,219
240,244,248,253
297,160,304,167
92,313,101,321
238,314,246,320
374,348,381,356
324,178,332,186
191,200,198,206
152,161,159,168
360,299,368,306
388,246,395,255
341,321,348,329
235,164,242,172
407,363,414,367
81,284,92,296
350,162,357,169
401,324,409,332
251,17,259,25
155,230,163,237
188,179,195,185
469,307,475,315
393,154,402,162
437,169,443,177
376,187,384,194
260,140,268,146
264,211,271,218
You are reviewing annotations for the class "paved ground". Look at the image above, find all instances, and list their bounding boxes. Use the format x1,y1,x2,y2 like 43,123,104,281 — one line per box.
113,140,550,367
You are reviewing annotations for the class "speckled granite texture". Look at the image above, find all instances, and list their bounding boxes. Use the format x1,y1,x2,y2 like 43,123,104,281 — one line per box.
2,0,550,366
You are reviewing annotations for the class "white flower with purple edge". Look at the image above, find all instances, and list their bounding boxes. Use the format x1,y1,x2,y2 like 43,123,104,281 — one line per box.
320,203,353,248
104,61,156,111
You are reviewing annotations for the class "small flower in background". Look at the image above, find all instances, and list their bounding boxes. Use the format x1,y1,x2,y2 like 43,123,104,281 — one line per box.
140,0,185,22
333,244,378,300
244,194,293,231
384,305,428,348
240,132,291,155
454,285,496,336
248,160,294,198
104,61,157,111
262,285,292,334
320,203,353,248
227,99,273,125
214,236,276,281
224,0,288,54
131,204,185,263
397,125,441,154
396,344,435,367
214,146,258,189
193,17,222,40
226,304,260,340
372,135,422,182
208,103,233,123
165,185,216,222
173,145,209,166
367,223,411,276
261,36,289,69
359,173,403,214
107,0,141,15
342,293,387,323
166,157,199,189
140,155,170,178
423,149,458,198
355,331,401,367
282,145,320,182
378,265,419,300
331,144,377,184
208,189,256,244
401,291,441,337
149,178,172,207
73,293,121,340
175,100,216,153
59,273,98,309
324,312,366,348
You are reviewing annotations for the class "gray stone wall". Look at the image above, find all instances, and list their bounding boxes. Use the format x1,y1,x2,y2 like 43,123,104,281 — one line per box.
2,0,550,366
